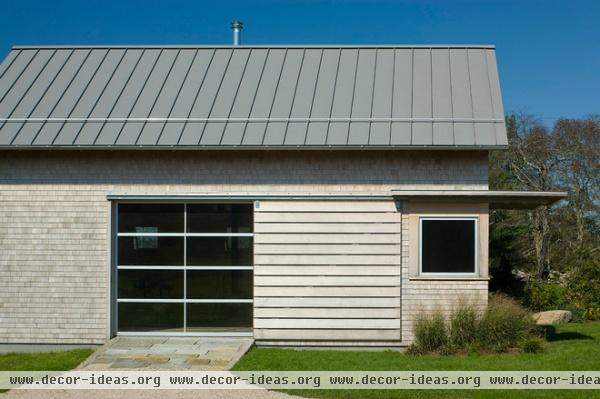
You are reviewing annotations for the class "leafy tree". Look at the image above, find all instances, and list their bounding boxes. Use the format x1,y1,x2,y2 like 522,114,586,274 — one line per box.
488,114,600,318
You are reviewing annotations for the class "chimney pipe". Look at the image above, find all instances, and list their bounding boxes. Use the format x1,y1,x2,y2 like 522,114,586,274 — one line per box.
231,20,243,46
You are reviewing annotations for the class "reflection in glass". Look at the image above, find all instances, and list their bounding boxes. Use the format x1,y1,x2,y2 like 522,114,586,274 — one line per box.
187,204,253,233
187,237,252,266
187,270,252,299
118,303,183,332
118,204,184,233
421,219,476,273
118,269,184,299
118,236,184,266
186,303,252,329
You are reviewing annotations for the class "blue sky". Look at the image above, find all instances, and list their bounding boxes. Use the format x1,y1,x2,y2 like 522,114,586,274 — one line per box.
1,0,598,124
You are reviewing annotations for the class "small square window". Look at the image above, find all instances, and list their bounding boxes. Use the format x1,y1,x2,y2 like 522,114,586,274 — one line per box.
420,218,477,275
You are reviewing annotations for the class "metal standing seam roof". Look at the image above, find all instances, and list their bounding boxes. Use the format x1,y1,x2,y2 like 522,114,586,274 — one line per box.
0,45,507,149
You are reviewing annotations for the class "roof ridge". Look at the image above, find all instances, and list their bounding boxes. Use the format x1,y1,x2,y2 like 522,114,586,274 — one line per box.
11,44,497,50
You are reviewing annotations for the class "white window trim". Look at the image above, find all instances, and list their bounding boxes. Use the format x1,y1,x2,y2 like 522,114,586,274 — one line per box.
418,216,479,277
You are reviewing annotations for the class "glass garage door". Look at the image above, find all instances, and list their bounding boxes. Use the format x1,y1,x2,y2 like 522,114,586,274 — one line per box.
115,203,253,334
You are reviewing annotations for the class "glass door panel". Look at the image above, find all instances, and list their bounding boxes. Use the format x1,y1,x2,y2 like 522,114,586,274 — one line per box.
116,202,253,334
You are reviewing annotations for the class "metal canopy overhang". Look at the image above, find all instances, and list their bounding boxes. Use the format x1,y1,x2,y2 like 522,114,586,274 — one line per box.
391,190,568,209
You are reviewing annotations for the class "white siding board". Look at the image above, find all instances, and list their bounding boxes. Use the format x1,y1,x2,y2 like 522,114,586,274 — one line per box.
254,318,400,329
253,297,401,308
254,265,401,276
257,201,396,212
253,199,402,342
254,308,400,318
255,212,398,223
255,223,400,234
254,243,400,255
255,275,400,286
255,286,399,297
255,254,400,265
254,329,401,340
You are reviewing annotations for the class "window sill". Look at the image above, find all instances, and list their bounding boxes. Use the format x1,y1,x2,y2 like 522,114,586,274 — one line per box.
409,276,490,281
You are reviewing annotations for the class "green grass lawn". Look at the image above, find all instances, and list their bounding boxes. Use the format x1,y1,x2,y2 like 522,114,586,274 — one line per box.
233,322,600,399
0,349,94,371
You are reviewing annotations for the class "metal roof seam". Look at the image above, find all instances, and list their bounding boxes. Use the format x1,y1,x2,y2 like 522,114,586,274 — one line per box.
281,48,306,145
346,48,361,145
5,49,56,139
409,48,414,145
115,48,165,145
196,49,235,145
50,48,112,145
69,49,130,145
482,48,498,146
367,48,379,145
261,48,288,145
465,48,476,145
429,48,434,145
303,49,324,146
447,48,456,146
135,48,181,145
30,49,93,145
17,49,76,145
323,49,342,146
155,49,199,145
176,48,216,145
387,49,396,145
219,48,253,145
239,48,270,146
93,48,151,145
0,46,508,149
0,49,21,81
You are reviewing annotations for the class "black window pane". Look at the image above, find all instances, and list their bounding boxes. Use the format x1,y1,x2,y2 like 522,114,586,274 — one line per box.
187,204,253,233
118,204,184,233
187,270,253,299
118,303,183,332
187,237,253,266
118,236,184,266
186,303,252,329
422,219,475,273
118,269,183,299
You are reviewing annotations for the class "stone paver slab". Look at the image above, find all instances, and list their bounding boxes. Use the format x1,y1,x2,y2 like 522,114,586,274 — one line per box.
80,336,253,371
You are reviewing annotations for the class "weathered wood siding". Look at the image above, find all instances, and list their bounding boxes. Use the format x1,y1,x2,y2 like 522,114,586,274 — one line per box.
0,150,488,344
254,201,402,343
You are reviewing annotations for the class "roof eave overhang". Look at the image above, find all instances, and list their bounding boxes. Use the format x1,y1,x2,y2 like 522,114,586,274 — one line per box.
0,145,508,151
391,190,568,210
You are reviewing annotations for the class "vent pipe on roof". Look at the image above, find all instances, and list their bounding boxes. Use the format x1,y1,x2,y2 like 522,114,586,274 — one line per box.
231,20,243,46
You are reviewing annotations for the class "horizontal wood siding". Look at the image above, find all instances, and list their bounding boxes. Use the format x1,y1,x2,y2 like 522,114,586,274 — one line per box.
254,200,401,343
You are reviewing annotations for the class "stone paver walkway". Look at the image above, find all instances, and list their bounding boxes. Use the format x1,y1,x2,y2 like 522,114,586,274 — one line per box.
77,336,253,371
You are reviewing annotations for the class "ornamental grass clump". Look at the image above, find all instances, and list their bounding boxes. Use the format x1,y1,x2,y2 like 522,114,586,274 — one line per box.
410,293,540,355
449,299,480,347
477,293,535,353
411,309,448,354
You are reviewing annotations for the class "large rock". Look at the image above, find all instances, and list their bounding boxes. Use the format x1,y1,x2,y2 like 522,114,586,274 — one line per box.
532,310,572,325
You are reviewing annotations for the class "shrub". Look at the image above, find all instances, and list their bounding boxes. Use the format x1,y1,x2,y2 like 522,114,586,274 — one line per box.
412,309,448,353
584,306,600,321
523,246,600,320
526,280,567,311
449,300,479,347
564,246,600,320
521,336,545,353
477,293,534,352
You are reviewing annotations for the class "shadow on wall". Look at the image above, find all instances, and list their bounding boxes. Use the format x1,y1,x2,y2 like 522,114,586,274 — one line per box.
0,150,488,186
